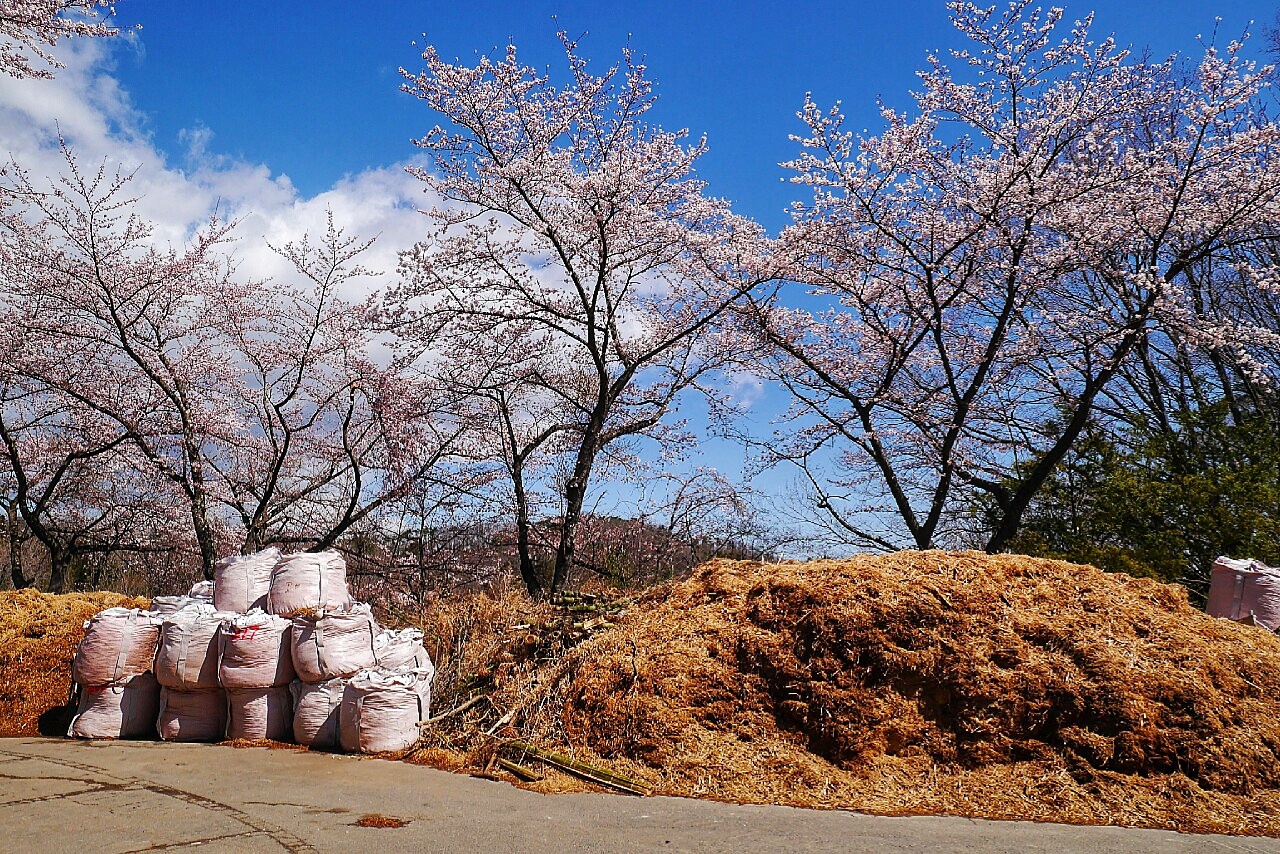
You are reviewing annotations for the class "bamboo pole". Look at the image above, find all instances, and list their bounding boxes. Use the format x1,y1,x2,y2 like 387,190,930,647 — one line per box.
496,757,543,782
503,740,650,796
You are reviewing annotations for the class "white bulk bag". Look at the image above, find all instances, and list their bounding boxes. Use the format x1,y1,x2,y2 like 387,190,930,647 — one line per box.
267,550,351,617
290,605,378,683
291,678,346,748
218,611,295,688
226,686,292,741
214,548,280,613
71,608,162,687
149,595,194,616
67,672,160,739
188,580,215,602
1207,556,1280,630
374,628,435,679
339,668,432,754
154,605,234,690
157,687,226,742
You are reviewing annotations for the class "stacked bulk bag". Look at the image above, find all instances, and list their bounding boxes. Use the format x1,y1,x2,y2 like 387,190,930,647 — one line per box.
154,605,231,690
68,672,161,739
339,668,432,754
149,595,194,616
219,609,295,742
267,550,351,617
1207,557,1280,631
291,678,347,748
71,608,162,687
157,685,226,742
214,548,280,613
226,686,292,741
374,628,434,677
154,604,232,742
218,611,295,688
68,608,163,739
188,580,215,602
290,604,378,683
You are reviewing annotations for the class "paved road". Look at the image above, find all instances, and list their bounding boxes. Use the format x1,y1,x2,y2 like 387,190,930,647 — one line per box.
0,737,1275,853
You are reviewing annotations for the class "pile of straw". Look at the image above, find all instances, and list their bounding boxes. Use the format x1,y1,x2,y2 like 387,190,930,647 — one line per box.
0,589,148,735
502,552,1280,835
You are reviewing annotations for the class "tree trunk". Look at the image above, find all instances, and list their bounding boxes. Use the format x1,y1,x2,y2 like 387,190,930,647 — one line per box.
551,444,598,594
242,526,266,555
47,542,73,594
190,490,219,580
514,507,541,597
5,503,29,589
510,462,542,597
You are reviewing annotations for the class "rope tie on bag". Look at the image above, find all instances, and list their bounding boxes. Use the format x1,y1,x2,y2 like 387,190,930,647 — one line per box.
354,695,365,753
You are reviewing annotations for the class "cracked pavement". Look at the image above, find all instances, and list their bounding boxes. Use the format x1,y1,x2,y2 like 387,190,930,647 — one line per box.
0,737,1276,853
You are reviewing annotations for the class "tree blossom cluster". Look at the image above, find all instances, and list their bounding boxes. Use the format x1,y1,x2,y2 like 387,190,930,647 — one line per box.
738,0,1280,553
3,1,1280,595
0,0,116,79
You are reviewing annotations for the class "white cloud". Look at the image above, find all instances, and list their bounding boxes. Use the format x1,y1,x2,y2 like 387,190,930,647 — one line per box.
0,36,434,300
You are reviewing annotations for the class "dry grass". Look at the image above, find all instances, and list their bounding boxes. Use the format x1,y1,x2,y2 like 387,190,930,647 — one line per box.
0,589,148,736
405,587,558,743
7,553,1280,838
470,552,1280,836
222,738,306,752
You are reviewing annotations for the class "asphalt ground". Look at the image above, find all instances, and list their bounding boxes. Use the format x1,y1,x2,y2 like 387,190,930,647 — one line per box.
0,737,1275,853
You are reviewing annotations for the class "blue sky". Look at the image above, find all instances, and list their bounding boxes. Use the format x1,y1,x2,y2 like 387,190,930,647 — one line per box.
106,0,1273,233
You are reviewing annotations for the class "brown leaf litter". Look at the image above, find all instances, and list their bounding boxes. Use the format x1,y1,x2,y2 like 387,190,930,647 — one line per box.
353,813,410,828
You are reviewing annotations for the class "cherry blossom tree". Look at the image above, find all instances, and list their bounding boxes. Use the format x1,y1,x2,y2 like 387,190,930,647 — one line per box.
0,147,246,576
0,320,194,591
389,36,773,594
746,1,1280,552
0,138,494,586
1,0,118,79
0,424,189,592
215,213,487,557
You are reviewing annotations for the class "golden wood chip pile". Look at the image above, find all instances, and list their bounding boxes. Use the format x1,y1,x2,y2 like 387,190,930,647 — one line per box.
6,550,1280,837
488,552,1280,836
0,589,148,735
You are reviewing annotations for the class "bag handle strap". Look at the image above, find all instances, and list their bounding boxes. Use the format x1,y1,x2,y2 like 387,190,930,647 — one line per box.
112,613,135,682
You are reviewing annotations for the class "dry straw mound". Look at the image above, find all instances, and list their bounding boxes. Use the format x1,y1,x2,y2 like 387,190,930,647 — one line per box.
6,555,1280,836
408,586,557,723
511,552,1280,835
0,588,149,735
